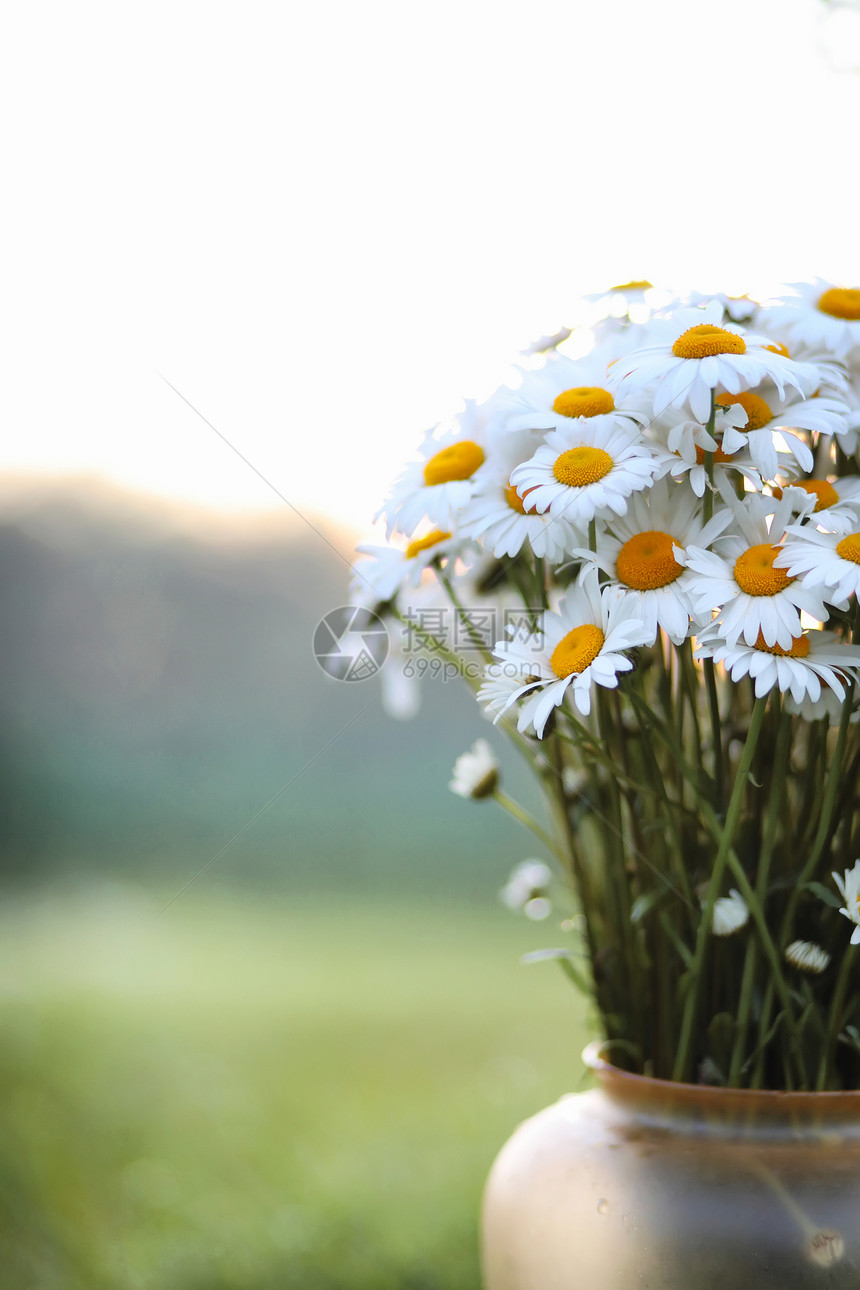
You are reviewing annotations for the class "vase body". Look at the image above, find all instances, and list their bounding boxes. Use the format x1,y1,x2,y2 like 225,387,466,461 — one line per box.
482,1045,860,1289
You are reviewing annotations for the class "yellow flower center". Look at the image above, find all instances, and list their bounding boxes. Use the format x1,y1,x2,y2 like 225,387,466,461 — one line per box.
672,324,747,360
553,446,614,487
772,479,839,512
753,630,810,658
716,390,773,430
423,440,485,486
764,341,790,357
835,532,860,565
610,279,653,292
550,624,606,678
405,530,451,560
616,530,683,590
504,479,538,514
552,386,616,419
734,544,794,597
817,287,860,322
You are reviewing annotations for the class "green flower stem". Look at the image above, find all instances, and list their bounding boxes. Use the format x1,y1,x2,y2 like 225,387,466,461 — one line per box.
703,659,724,806
638,701,802,1085
727,701,792,1087
493,789,561,859
672,695,768,1083
438,574,494,664
596,691,641,1045
544,733,606,1019
817,943,858,1091
719,848,802,1088
393,611,479,692
678,640,703,757
779,684,855,952
534,556,548,611
627,696,693,911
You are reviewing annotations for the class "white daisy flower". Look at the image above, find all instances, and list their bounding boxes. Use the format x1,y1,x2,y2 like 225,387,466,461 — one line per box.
785,940,831,974
477,660,542,724
772,475,860,536
572,477,732,645
684,289,760,325
832,860,860,945
458,431,582,561
351,530,466,604
488,350,651,440
777,522,860,601
377,399,490,538
695,624,860,705
509,419,659,529
710,889,749,936
653,404,779,497
580,279,669,329
784,685,860,724
610,299,816,424
500,859,553,920
522,325,572,356
486,570,649,736
762,280,860,363
711,385,852,481
684,491,829,649
449,738,500,800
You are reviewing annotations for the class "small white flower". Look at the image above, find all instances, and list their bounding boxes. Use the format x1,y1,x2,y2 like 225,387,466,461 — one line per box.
572,477,732,645
458,430,582,561
522,325,572,356
477,661,541,724
684,490,829,650
712,386,846,482
351,530,466,604
777,522,860,601
377,400,490,538
784,685,860,724
806,1229,845,1269
832,860,860,945
610,300,815,424
449,739,500,800
489,350,650,440
774,476,860,536
653,404,782,497
486,570,649,737
710,889,749,937
510,419,659,530
762,280,860,363
785,940,831,974
500,859,553,918
695,625,860,706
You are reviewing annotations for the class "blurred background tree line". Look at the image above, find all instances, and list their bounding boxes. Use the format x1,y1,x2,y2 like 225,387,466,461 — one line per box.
0,478,537,900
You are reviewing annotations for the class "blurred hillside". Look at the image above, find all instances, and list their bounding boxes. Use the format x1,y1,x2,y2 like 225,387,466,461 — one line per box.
0,477,541,900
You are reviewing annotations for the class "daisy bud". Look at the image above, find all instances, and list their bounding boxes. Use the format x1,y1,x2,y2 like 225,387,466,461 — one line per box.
785,940,831,975
449,739,499,800
500,860,553,919
709,889,749,937
806,1229,844,1268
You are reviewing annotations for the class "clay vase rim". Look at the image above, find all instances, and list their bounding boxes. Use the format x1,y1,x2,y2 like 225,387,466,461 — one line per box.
583,1040,860,1117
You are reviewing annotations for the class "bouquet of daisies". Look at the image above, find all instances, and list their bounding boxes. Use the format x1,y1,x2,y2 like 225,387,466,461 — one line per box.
351,281,860,1090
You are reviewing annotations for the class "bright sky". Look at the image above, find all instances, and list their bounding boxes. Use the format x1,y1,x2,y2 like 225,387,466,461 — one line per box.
2,0,860,541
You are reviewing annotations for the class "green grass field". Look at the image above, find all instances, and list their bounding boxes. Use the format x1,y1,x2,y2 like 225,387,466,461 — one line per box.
0,888,590,1290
